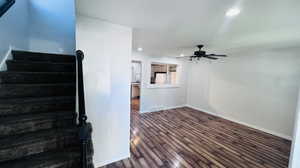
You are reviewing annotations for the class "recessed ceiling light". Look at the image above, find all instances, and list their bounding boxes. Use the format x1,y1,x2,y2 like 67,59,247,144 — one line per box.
137,47,143,52
180,54,185,57
226,8,240,17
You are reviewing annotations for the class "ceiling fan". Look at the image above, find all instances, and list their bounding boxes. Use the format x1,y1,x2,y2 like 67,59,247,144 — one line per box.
180,45,227,61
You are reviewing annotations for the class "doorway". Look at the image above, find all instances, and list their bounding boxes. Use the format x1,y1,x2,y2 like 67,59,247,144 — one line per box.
131,61,142,113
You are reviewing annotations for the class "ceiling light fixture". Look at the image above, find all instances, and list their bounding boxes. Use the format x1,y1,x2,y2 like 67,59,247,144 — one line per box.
226,8,240,17
137,47,143,52
180,54,185,57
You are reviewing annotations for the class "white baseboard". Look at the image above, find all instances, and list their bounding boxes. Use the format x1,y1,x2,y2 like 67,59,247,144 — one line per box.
95,154,129,167
140,105,186,113
186,105,293,141
0,46,13,71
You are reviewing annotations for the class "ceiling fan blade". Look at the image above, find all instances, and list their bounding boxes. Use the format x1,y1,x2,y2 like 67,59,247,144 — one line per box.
204,56,218,60
176,55,194,58
208,54,227,57
178,56,194,59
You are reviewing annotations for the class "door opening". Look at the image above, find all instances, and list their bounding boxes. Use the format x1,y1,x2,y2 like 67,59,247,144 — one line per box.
131,60,142,113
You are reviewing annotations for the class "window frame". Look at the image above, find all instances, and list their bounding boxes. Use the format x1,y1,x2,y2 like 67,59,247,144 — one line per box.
0,0,15,18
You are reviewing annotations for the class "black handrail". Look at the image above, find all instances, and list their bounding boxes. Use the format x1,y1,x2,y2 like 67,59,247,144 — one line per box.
0,0,15,18
76,50,90,168
76,50,87,127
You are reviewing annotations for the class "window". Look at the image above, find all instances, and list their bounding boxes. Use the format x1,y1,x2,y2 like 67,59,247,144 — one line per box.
0,0,15,18
150,63,178,85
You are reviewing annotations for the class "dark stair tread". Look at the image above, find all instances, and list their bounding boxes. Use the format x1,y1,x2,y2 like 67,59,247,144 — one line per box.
0,127,78,149
0,96,75,116
12,50,75,63
0,111,75,123
0,148,81,168
0,83,75,86
0,148,94,168
6,60,76,72
0,111,76,137
0,71,76,75
7,60,75,65
0,96,75,104
0,72,76,84
0,83,76,88
0,127,79,162
0,83,76,98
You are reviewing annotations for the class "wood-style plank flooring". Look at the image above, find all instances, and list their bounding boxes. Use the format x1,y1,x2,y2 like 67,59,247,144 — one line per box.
101,107,291,168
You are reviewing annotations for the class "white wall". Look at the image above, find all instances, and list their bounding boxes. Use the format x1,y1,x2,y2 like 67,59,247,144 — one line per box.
76,15,132,167
132,51,188,113
28,0,76,54
187,47,300,139
0,0,29,65
0,0,76,66
289,90,300,168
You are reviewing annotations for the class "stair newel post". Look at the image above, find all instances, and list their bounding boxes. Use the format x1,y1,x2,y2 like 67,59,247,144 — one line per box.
76,50,88,168
76,50,87,126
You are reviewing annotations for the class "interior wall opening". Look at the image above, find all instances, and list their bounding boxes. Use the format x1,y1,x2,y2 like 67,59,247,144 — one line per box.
131,60,142,113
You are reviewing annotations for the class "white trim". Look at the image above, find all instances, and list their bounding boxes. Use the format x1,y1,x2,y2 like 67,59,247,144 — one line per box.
289,89,300,168
140,105,186,113
186,104,293,140
0,46,13,71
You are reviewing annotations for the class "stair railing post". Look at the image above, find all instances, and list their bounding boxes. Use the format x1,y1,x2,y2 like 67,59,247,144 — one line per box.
76,50,88,168
76,50,87,126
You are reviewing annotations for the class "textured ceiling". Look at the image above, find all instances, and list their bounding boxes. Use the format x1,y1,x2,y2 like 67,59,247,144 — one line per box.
76,0,300,56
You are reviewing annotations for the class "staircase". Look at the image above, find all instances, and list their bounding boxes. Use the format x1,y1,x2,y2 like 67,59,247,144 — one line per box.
0,51,93,168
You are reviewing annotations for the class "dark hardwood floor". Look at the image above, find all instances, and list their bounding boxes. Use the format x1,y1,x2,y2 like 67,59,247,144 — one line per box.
101,107,291,168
